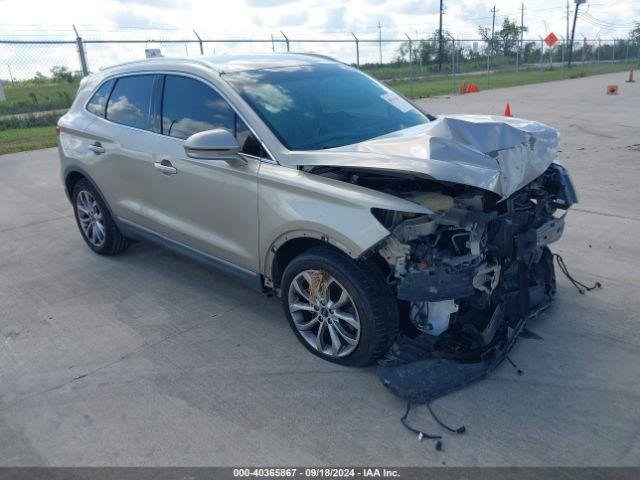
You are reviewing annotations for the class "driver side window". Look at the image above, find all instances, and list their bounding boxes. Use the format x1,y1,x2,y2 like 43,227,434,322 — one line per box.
161,75,265,157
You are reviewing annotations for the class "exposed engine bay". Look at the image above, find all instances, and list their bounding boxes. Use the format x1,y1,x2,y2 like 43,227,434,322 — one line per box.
307,162,577,402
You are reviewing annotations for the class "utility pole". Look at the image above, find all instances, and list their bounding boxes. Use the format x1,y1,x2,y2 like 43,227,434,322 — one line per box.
405,33,414,97
568,0,586,67
378,21,383,64
566,1,570,45
519,2,524,70
486,5,497,89
438,0,444,73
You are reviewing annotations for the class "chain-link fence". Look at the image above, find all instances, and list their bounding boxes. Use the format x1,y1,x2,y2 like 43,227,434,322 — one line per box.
1,35,639,117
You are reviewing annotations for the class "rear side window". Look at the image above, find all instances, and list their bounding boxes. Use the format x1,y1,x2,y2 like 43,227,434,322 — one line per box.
161,75,234,140
86,79,114,117
106,75,155,131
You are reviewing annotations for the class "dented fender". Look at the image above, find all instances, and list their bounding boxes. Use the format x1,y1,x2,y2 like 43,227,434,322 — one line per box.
257,162,431,283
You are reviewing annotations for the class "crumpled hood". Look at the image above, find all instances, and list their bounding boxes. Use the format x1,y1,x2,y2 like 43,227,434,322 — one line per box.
284,114,560,198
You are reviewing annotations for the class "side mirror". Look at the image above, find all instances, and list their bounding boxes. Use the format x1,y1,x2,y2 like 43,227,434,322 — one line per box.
183,129,241,160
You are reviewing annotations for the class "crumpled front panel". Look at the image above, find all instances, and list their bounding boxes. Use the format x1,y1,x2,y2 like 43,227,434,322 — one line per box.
283,115,560,199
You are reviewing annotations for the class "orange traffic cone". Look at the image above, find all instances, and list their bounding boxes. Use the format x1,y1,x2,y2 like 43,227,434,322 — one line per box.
467,83,479,93
626,69,635,83
459,81,468,94
504,103,512,117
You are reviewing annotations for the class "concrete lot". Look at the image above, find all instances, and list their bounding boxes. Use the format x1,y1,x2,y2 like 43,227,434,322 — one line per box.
0,71,639,466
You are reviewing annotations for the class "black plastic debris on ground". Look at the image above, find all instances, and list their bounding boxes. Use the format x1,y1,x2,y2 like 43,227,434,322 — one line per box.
378,313,530,450
378,252,602,448
378,308,530,405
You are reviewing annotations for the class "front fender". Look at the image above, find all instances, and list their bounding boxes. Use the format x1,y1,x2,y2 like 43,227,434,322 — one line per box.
257,163,430,280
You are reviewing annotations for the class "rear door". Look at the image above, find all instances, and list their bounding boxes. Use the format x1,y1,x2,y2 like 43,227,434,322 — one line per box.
84,74,162,229
147,74,262,273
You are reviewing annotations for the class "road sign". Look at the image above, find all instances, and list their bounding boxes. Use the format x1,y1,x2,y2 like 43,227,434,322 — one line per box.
544,32,558,48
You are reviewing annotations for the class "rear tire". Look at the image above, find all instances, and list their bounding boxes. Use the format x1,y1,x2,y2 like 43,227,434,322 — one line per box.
281,246,399,366
72,179,129,256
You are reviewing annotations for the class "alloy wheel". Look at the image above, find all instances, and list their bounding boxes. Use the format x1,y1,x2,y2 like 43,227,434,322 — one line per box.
288,269,361,358
76,190,106,248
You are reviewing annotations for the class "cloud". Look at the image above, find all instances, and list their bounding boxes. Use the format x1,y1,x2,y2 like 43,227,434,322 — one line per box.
251,15,265,27
279,11,309,27
394,0,439,15
360,13,396,30
324,6,347,30
107,9,155,28
116,0,191,9
245,0,296,8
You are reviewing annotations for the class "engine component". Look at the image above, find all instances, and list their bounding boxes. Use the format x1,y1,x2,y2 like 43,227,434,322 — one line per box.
409,299,458,335
472,264,501,294
397,266,477,302
378,236,410,274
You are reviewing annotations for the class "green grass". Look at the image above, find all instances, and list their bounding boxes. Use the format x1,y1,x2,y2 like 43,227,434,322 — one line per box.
0,126,58,155
0,80,80,116
390,62,638,98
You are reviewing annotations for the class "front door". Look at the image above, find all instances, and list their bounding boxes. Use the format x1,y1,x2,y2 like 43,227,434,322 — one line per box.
148,74,262,274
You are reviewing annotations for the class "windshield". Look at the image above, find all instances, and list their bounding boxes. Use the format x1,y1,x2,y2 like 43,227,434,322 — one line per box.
223,63,429,151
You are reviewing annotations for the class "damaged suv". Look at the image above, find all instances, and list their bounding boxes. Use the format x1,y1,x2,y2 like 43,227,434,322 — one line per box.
58,54,576,371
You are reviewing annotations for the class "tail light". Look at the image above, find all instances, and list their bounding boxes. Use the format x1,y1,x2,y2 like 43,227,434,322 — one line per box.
55,126,61,136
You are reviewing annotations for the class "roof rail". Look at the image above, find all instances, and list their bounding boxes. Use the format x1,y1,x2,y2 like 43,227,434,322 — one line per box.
280,52,343,64
98,55,215,73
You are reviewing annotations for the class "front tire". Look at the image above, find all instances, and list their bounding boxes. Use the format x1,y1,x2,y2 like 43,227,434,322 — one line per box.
72,179,129,256
281,246,398,366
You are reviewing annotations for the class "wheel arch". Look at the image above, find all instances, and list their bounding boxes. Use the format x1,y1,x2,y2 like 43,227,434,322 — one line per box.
265,231,359,290
265,229,392,291
63,167,118,222
64,170,86,200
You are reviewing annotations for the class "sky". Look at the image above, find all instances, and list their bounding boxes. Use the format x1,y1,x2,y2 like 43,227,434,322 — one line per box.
1,0,638,78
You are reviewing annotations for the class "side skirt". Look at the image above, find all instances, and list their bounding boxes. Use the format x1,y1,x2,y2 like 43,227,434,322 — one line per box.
117,217,264,292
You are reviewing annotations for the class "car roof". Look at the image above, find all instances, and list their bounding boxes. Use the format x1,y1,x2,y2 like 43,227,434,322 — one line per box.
100,53,339,76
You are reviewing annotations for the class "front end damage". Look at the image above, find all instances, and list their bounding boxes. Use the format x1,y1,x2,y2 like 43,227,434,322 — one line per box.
372,163,577,401
292,114,579,401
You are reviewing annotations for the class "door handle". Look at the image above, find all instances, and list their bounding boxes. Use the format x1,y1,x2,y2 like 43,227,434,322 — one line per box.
154,161,177,175
89,142,105,155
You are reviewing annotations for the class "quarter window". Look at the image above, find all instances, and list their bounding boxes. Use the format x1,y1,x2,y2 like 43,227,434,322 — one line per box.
106,75,155,131
86,79,114,117
161,75,234,140
236,116,263,157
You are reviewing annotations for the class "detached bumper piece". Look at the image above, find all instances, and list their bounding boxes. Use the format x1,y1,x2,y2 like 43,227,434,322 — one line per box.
377,164,575,403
